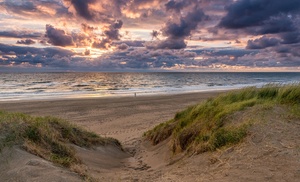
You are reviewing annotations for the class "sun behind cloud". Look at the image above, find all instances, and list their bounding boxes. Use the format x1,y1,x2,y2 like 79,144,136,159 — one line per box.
0,0,299,71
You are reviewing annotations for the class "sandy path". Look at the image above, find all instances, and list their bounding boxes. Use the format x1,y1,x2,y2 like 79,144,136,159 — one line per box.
0,92,222,181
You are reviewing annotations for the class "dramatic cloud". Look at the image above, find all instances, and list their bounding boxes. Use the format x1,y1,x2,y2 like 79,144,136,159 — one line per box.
64,0,128,22
0,31,42,39
1,0,37,15
0,0,70,19
0,43,198,70
117,43,129,50
165,0,188,13
281,32,300,44
218,0,300,60
0,43,74,57
45,24,74,47
92,20,123,49
149,1,208,49
145,39,186,49
219,0,300,29
254,15,297,35
0,43,77,69
0,0,300,71
246,36,281,49
162,9,206,39
104,20,123,40
16,39,36,45
113,40,146,48
68,0,95,20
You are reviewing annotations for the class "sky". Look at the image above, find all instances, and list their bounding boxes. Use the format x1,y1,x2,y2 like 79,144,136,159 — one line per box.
0,0,300,72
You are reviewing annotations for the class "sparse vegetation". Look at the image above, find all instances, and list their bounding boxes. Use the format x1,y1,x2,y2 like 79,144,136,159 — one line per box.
146,84,300,154
0,111,121,178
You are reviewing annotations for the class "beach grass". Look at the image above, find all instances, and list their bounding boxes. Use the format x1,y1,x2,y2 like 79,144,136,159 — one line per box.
146,84,300,154
0,111,121,175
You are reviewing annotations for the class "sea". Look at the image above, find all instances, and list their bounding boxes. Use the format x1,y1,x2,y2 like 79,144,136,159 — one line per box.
1,72,300,101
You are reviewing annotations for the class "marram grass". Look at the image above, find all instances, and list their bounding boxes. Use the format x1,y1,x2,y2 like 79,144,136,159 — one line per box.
0,112,121,169
146,84,300,154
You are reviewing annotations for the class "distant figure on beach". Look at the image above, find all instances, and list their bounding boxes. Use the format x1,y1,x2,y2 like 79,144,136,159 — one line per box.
134,92,137,97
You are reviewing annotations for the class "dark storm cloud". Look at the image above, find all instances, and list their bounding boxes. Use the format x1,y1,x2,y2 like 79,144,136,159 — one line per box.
254,15,297,35
104,20,123,40
0,43,74,57
274,45,290,54
16,39,36,45
149,1,208,49
163,6,207,39
40,23,96,48
117,43,129,50
246,36,281,49
271,44,300,59
218,0,300,55
69,0,95,20
0,43,76,68
63,0,128,22
45,24,74,47
92,20,123,49
165,0,188,12
113,40,146,47
145,39,186,49
0,31,42,39
281,32,300,44
219,0,300,29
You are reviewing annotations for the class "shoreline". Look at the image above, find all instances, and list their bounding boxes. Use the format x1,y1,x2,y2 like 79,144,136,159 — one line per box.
0,91,225,142
0,90,226,104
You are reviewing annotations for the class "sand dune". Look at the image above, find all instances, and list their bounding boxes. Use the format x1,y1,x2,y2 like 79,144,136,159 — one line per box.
0,146,82,182
1,91,300,181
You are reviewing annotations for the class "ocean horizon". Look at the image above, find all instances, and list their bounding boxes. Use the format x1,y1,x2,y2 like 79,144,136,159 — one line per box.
1,72,300,101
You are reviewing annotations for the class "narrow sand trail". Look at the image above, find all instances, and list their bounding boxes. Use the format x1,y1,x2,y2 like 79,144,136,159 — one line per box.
0,92,221,181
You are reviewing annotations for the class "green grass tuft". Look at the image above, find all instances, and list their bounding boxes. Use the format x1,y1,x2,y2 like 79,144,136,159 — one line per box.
0,112,121,172
146,84,300,154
